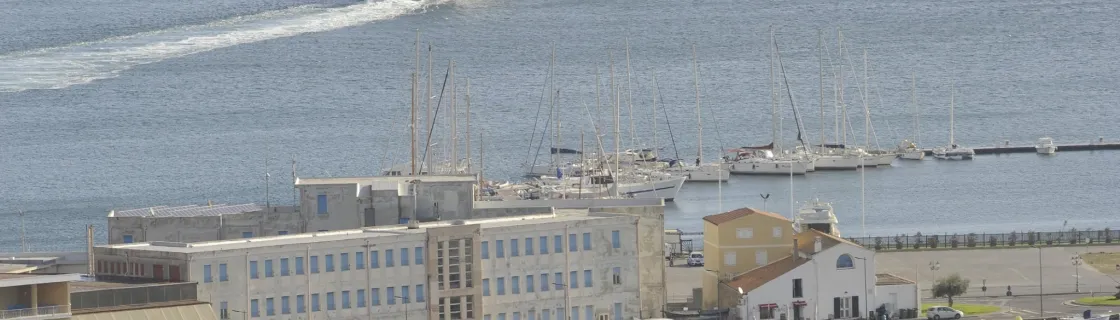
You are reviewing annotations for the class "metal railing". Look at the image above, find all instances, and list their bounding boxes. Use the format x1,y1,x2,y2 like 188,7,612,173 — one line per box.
0,305,72,319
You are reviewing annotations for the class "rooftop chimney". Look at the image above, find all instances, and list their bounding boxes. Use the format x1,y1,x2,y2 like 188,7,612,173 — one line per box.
792,238,799,259
813,236,822,253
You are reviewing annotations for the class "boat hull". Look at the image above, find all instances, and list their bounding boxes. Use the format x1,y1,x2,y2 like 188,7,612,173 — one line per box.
682,164,730,182
617,177,686,201
875,154,896,166
899,150,925,160
1035,146,1056,154
727,160,809,175
813,155,861,170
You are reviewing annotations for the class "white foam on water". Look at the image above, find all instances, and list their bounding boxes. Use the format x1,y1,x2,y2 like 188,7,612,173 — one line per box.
0,0,447,92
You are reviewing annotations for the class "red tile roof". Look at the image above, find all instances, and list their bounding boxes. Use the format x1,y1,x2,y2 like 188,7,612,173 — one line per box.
725,256,811,293
702,207,791,226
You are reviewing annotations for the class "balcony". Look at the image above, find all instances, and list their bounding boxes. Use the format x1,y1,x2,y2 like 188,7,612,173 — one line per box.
0,305,72,320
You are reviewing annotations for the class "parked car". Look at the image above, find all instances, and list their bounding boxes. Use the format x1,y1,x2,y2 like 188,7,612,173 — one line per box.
925,306,963,320
687,252,704,266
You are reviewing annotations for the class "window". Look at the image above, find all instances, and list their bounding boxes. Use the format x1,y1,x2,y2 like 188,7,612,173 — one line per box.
514,312,521,320
483,278,492,296
219,264,228,281
526,238,534,255
496,240,505,258
541,273,549,291
570,271,578,288
311,293,320,311
499,314,506,320
554,235,562,253
512,276,520,294
401,248,410,266
295,257,304,275
415,247,424,265
266,297,275,316
527,274,535,292
584,270,592,287
511,239,520,257
417,284,425,302
583,232,592,250
614,302,622,320
386,249,395,267
278,230,288,235
613,267,622,285
203,265,212,283
585,305,593,320
569,234,578,252
370,250,379,268
544,310,551,320
482,241,490,259
725,252,737,266
356,252,364,269
122,235,133,243
540,236,548,254
756,250,768,266
773,226,783,238
250,260,259,279
310,256,319,273
793,278,803,298
326,254,335,272
760,304,777,319
554,272,562,290
265,259,274,277
342,291,351,309
280,258,290,276
836,254,855,269
220,301,228,319
611,230,621,248
372,288,380,306
557,308,565,320
572,307,579,320
497,277,505,295
317,194,328,214
250,299,259,317
387,287,396,305
296,295,305,313
282,296,290,314
242,232,253,239
736,228,754,239
341,253,350,271
402,285,410,303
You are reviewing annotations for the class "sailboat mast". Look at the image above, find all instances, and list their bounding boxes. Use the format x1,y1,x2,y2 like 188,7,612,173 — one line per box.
411,30,420,176
595,66,602,136
450,61,457,173
692,45,703,164
863,49,870,149
819,29,826,149
550,45,557,168
769,26,779,151
651,74,659,162
610,50,621,197
950,82,955,146
625,39,636,148
912,74,919,146
838,29,847,147
466,78,472,174
426,44,433,174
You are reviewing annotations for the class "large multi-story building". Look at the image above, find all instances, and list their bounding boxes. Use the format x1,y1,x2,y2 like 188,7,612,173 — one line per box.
93,201,666,320
701,208,796,310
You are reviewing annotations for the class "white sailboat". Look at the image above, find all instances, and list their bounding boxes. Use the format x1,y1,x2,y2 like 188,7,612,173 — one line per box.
933,83,975,160
1036,137,1057,154
812,31,863,170
681,45,729,182
898,74,926,160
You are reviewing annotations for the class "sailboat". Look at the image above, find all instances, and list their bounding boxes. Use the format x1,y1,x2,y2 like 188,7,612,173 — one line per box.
932,83,975,160
899,74,925,160
680,45,729,182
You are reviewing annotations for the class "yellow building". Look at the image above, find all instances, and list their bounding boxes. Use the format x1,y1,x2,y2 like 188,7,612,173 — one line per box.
701,207,796,310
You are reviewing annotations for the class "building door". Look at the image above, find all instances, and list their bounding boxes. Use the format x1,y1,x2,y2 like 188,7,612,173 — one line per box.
169,265,181,282
153,264,165,281
889,293,898,316
794,305,804,320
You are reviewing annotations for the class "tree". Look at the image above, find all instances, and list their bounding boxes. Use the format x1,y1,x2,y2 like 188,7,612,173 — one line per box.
933,273,970,307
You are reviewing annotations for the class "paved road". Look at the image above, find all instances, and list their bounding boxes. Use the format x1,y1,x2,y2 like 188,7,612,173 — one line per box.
924,293,1119,320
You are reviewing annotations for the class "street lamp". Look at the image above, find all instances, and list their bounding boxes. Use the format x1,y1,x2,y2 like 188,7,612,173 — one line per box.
1032,245,1043,316
928,261,940,281
853,257,869,320
395,296,411,320
230,309,247,320
1072,254,1084,293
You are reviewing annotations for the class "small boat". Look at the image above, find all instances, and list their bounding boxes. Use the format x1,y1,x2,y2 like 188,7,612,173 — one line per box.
795,199,840,237
1036,137,1057,155
897,140,925,160
933,83,974,161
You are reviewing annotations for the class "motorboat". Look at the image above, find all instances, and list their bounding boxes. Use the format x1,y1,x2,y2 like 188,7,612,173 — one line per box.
1036,137,1057,154
932,144,975,160
897,140,925,160
795,199,840,237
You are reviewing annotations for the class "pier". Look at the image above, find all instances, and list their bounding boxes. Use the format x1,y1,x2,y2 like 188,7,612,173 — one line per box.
922,141,1120,155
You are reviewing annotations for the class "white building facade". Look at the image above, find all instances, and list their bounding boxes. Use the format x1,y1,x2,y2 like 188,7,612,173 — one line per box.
92,203,666,320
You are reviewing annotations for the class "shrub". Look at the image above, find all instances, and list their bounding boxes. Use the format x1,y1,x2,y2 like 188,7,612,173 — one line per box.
1070,228,1079,244
989,236,998,247
951,235,959,248
875,237,883,250
928,236,939,249
1009,231,1018,246
1107,228,1114,243
894,236,903,250
1027,231,1037,245
967,233,978,247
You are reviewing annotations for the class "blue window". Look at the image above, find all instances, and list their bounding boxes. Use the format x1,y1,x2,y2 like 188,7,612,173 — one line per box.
356,252,364,269
497,277,505,295
326,292,335,310
612,230,621,248
572,307,579,320
401,248,410,266
357,289,366,308
570,271,579,288
569,234,578,252
540,236,548,254
584,270,592,287
250,299,259,317
266,297,275,316
325,254,334,272
341,253,350,271
481,241,490,259
583,232,591,250
278,230,288,235
586,305,594,320
415,247,424,265
511,239,520,257
371,251,379,268
342,291,350,309
219,263,228,281
203,265,212,283
541,273,549,292
836,254,855,269
554,235,562,253
386,249,394,267
515,312,521,320
496,240,505,258
372,288,381,305
401,285,410,303
544,310,551,320
310,256,319,273
483,278,490,296
242,231,253,239
512,276,520,294
265,259,273,277
122,235,133,243
311,293,320,311
281,296,290,314
554,272,563,290
557,308,565,320
296,295,305,313
280,258,290,276
614,267,621,284
317,194,328,214
499,313,507,320
614,302,622,320
295,257,304,275
250,261,259,279
387,287,396,305
417,284,425,302
526,238,534,255
527,274,535,292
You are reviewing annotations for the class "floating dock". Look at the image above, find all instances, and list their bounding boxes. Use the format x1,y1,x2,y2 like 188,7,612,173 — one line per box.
922,142,1120,155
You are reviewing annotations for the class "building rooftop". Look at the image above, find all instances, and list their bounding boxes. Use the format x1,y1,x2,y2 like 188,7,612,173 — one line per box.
794,229,864,254
726,256,812,293
99,208,619,254
0,273,82,287
702,207,790,225
110,203,263,218
69,277,187,292
876,273,916,286
295,174,477,186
